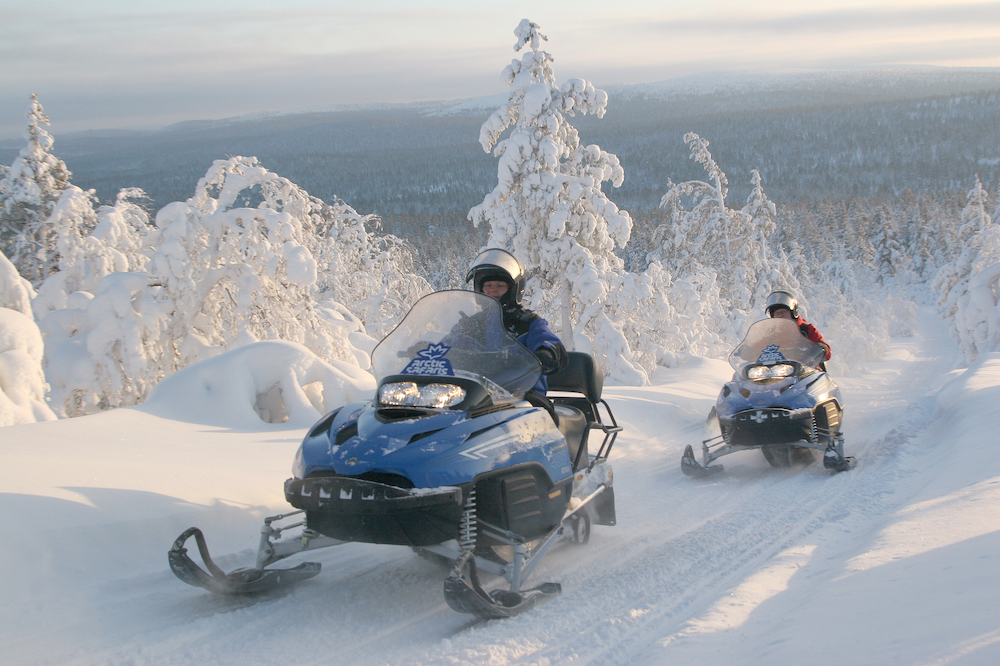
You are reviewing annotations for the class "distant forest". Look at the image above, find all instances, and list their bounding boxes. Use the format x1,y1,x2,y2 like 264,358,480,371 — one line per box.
3,70,997,283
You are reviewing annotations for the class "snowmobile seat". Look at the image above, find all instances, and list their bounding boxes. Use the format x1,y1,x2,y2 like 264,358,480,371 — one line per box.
547,352,621,468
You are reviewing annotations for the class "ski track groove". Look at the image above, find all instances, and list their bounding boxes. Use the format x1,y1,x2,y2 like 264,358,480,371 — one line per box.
438,311,956,666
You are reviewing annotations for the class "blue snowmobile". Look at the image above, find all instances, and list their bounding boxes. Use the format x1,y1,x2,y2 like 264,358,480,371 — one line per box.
169,290,620,619
681,317,855,477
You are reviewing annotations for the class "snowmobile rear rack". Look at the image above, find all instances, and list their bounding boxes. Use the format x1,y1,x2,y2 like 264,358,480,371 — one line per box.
548,351,623,471
168,510,345,594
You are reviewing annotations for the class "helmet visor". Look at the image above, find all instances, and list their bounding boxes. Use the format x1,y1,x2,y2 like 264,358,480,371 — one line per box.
766,291,797,314
465,248,524,284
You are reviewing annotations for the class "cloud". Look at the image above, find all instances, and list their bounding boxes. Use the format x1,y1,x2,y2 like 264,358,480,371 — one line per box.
2,1,998,137
636,3,1000,35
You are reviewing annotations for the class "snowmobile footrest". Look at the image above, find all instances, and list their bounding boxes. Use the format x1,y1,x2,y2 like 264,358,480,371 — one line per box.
681,445,724,478
169,527,321,594
443,552,561,620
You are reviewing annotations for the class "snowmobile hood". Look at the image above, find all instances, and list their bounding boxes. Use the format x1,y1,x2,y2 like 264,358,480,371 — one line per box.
294,403,570,489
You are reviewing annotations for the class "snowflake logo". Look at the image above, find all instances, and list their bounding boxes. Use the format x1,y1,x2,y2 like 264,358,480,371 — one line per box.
417,343,451,360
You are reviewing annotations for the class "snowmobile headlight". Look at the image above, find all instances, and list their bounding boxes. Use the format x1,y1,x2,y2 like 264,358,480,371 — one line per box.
747,363,796,381
770,363,795,378
379,382,466,409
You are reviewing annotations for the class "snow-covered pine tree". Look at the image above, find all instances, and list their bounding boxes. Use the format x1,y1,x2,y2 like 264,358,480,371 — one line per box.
469,19,642,383
738,168,797,312
44,271,165,417
653,133,740,282
871,204,907,287
309,200,430,342
898,190,943,295
933,177,1000,359
651,135,793,345
149,157,350,371
29,185,156,319
149,156,429,374
933,176,996,318
0,95,73,285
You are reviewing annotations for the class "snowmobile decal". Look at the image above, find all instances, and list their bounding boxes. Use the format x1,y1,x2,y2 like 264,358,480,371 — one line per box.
757,344,787,364
402,343,456,376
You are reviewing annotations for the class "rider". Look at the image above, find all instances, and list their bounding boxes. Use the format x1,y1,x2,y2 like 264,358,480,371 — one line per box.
765,290,831,364
466,248,567,406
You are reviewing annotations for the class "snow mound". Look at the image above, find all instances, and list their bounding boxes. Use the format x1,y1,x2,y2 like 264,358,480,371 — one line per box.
0,306,57,425
936,351,1000,425
139,340,375,428
0,251,35,315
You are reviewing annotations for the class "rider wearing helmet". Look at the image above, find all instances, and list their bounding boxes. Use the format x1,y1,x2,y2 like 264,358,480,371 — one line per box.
466,248,567,399
765,290,831,362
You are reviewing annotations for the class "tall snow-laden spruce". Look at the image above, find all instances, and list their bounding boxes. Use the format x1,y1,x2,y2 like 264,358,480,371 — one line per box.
934,176,996,318
0,95,73,285
469,19,642,383
933,176,1000,360
651,134,797,346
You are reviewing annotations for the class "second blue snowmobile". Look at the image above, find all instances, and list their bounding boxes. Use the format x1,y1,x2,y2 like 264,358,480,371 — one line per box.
682,317,856,477
169,290,621,619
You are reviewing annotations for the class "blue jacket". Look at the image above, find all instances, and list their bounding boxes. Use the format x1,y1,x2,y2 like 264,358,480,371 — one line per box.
510,314,564,395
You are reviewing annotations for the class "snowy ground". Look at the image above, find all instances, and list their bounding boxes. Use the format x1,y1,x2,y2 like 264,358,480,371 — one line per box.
2,306,998,666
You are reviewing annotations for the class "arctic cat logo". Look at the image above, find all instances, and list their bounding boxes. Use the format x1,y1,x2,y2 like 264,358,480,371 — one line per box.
403,343,455,376
757,344,787,364
751,411,768,424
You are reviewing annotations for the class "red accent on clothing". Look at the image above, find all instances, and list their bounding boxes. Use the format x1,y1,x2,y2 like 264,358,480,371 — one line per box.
797,317,832,360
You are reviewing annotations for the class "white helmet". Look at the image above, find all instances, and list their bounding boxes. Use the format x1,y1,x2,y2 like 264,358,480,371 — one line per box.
766,290,799,318
465,248,526,307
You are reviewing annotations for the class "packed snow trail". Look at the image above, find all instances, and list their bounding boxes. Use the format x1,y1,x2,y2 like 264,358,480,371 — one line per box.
2,307,998,665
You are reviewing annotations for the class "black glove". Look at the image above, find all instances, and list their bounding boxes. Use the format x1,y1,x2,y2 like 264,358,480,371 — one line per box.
534,343,567,375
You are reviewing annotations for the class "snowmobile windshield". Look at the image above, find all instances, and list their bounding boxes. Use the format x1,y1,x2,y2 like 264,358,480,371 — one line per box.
729,318,827,373
371,290,542,400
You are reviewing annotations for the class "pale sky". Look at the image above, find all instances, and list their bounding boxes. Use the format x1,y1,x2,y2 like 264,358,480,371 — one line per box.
2,0,998,139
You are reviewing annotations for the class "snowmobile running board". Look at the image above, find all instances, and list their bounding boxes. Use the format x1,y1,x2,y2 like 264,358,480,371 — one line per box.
440,482,610,620
168,510,345,595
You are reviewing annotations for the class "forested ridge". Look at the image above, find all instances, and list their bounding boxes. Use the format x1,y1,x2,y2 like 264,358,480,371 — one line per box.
1,61,998,423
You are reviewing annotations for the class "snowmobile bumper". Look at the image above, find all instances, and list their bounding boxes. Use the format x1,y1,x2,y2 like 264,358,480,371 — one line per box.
719,407,814,447
285,476,465,547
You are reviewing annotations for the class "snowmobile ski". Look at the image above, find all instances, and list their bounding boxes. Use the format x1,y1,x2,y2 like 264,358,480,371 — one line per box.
681,444,724,478
823,446,857,472
443,551,561,619
169,527,320,594
169,511,344,594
